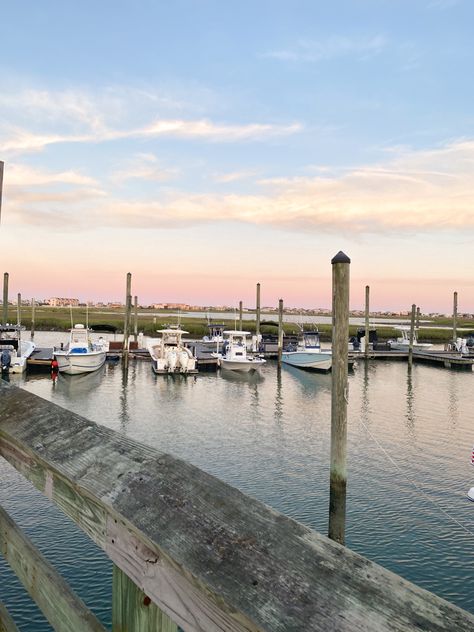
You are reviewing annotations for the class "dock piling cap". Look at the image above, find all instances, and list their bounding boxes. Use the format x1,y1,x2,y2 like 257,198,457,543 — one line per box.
331,251,351,264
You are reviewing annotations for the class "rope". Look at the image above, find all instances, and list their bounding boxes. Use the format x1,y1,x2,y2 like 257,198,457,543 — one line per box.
357,416,474,538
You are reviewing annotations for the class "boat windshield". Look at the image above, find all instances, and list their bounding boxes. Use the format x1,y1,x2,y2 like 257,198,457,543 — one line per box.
303,333,320,349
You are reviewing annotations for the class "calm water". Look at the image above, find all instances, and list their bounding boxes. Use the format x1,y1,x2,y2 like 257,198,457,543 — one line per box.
0,332,473,630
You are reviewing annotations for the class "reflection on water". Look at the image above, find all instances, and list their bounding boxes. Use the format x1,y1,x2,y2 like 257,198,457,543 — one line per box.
1,342,474,630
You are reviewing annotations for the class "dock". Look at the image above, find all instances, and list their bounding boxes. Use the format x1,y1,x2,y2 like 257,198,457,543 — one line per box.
349,348,474,370
27,347,54,369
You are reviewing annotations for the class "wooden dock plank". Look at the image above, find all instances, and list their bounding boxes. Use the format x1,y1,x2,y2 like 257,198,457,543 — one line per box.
0,600,21,632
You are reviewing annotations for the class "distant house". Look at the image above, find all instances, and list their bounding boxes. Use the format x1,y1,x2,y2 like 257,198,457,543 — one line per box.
48,297,79,307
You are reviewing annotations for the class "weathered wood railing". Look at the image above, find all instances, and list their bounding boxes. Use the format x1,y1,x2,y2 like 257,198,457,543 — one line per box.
0,381,473,632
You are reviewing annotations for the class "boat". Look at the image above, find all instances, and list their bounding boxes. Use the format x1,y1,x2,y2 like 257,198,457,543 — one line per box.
282,330,332,372
387,326,433,351
147,328,198,374
219,330,266,372
0,324,36,373
202,323,225,344
54,324,108,375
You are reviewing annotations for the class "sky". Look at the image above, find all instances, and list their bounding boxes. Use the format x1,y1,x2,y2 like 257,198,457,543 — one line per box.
1,0,474,313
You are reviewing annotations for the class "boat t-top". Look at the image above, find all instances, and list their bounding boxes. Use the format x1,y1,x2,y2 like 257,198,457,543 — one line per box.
147,328,197,374
282,330,332,372
54,324,108,375
0,324,36,373
219,331,266,372
388,326,433,351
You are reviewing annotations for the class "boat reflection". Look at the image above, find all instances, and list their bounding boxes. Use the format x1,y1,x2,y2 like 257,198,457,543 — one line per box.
55,365,106,395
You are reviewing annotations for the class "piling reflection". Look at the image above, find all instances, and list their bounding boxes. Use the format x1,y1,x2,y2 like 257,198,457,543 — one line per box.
405,368,416,438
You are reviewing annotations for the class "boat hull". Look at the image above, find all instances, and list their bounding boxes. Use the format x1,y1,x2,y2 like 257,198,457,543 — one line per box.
388,342,433,351
55,350,107,375
282,351,332,371
220,358,265,372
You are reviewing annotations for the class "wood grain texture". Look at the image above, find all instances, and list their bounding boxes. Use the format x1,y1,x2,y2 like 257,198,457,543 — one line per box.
0,504,106,632
113,564,178,632
1,381,474,632
0,600,20,632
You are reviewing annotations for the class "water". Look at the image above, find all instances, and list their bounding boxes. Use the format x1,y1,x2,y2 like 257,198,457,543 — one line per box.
0,333,473,630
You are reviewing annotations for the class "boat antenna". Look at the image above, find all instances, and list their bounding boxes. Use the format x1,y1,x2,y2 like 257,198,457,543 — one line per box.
86,302,89,329
234,307,237,330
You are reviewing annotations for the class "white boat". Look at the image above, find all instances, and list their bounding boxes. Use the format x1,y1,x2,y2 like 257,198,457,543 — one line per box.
219,331,266,372
147,329,197,374
54,324,108,375
202,323,225,344
0,324,36,373
388,327,433,351
282,330,332,371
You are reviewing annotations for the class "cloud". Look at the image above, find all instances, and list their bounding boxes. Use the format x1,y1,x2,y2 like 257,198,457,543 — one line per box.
7,139,474,236
212,170,258,183
110,153,179,184
264,34,387,63
0,87,302,154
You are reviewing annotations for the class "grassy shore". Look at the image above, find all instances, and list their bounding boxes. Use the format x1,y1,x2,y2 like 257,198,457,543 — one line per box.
3,306,473,343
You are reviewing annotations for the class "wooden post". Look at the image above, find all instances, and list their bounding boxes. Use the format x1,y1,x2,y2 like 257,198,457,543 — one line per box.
2,272,8,325
416,306,420,330
453,291,458,346
133,295,138,343
112,565,177,632
239,300,243,331
328,251,350,545
364,285,370,358
408,304,416,368
30,298,35,340
256,282,261,342
123,273,132,368
278,298,284,366
16,294,21,351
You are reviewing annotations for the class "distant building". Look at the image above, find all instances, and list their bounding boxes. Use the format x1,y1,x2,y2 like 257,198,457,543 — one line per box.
48,297,79,307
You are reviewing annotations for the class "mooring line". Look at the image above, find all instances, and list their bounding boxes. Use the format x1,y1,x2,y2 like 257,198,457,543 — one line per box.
357,417,474,538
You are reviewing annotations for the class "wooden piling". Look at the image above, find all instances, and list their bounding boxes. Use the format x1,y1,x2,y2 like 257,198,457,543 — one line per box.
453,291,458,346
122,273,132,368
408,304,416,368
16,294,21,350
30,298,35,340
2,272,8,325
239,300,243,331
328,251,350,545
416,306,420,330
133,295,138,343
365,285,370,358
278,298,284,366
256,282,261,343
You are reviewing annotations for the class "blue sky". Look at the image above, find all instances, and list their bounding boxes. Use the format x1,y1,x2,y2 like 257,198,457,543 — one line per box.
1,0,474,311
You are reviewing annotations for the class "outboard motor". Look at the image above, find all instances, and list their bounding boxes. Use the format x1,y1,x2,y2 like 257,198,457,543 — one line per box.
1,349,11,373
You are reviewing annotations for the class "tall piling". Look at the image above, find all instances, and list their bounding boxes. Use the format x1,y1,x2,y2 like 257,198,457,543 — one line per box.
17,294,21,350
31,298,35,340
453,291,458,346
416,306,420,330
364,285,370,358
239,301,243,331
133,296,138,343
122,273,132,368
408,304,416,368
328,251,350,545
256,283,261,343
278,299,284,366
2,273,9,325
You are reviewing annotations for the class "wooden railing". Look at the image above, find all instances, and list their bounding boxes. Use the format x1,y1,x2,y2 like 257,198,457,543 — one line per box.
1,380,473,631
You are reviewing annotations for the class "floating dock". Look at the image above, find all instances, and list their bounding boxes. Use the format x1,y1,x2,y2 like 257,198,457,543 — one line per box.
349,349,474,370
